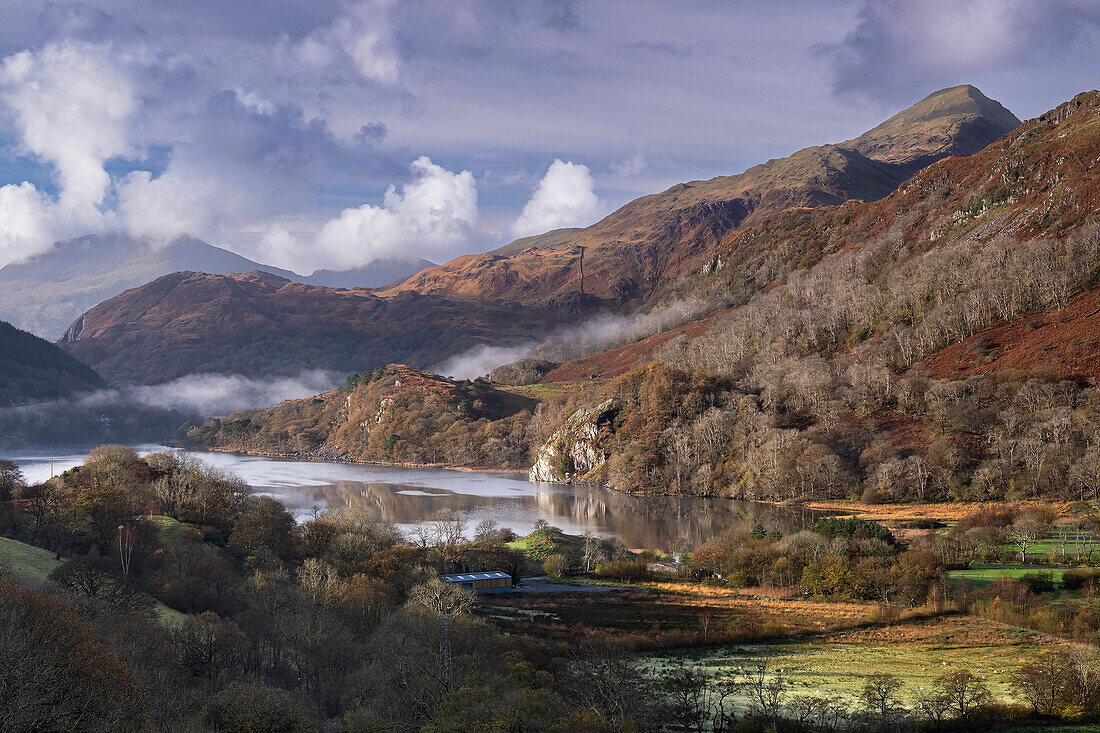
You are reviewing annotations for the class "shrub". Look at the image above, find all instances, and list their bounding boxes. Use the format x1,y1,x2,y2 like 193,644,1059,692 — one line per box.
203,683,318,732
542,553,570,580
1019,572,1055,594
1063,567,1100,591
811,517,895,545
593,559,649,582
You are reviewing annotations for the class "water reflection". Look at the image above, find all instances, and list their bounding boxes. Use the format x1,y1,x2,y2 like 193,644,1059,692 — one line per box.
6,447,822,549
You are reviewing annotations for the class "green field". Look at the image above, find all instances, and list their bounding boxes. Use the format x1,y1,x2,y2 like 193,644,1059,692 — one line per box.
0,535,62,580
0,534,185,625
654,637,1045,708
948,564,1068,586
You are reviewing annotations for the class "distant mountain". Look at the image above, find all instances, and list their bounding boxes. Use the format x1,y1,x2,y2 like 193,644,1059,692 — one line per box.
0,319,105,405
0,234,297,339
300,257,435,289
391,85,1021,308
0,233,435,339
58,271,558,385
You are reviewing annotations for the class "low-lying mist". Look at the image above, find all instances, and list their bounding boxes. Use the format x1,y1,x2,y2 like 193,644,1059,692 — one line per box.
433,298,710,379
0,370,341,449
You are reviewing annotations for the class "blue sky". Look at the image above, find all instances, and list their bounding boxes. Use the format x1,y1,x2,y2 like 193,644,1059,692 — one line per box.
0,0,1098,274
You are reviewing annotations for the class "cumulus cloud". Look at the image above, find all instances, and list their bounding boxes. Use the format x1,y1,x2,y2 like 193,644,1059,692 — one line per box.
297,156,478,271
511,160,601,237
0,41,134,213
119,90,345,244
0,41,135,262
0,182,52,265
822,0,1100,101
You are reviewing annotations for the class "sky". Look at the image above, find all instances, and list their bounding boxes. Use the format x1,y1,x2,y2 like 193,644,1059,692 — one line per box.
0,0,1098,275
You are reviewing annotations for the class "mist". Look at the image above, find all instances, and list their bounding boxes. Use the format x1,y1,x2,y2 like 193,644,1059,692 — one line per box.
99,370,341,416
433,298,711,379
0,370,342,449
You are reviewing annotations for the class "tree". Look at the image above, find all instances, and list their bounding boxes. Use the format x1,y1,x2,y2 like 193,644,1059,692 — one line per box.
405,577,475,617
15,479,65,545
581,533,605,573
741,655,789,731
658,658,738,732
0,577,148,731
935,669,992,721
560,642,659,729
0,459,24,500
170,612,246,691
1007,513,1051,563
859,672,905,732
543,553,570,580
228,496,296,564
1013,654,1064,715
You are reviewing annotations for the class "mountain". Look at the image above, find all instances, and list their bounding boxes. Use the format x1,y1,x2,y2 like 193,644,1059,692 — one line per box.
0,319,105,405
0,234,297,339
390,85,1020,309
0,234,434,339
187,90,1100,503
57,271,558,385
55,85,1019,391
300,257,435,289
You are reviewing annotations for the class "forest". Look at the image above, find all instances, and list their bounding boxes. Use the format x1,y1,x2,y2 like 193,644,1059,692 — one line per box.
1,448,1099,731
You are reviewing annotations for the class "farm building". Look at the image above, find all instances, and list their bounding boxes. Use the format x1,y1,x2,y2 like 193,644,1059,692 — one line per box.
440,571,512,593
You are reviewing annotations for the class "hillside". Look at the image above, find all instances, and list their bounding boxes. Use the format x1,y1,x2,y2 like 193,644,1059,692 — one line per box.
192,90,1100,506
185,364,540,467
0,319,105,405
389,85,1020,309
0,233,432,339
52,85,1017,391
57,271,558,385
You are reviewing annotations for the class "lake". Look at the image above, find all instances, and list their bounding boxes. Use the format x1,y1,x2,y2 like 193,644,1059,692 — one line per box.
6,446,822,549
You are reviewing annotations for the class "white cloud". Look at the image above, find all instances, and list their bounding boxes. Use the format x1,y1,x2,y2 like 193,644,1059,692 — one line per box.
117,168,213,242
511,159,601,237
432,342,536,379
0,42,135,215
0,182,53,264
612,153,647,178
294,0,399,84
121,370,341,415
824,0,1100,101
302,156,478,270
0,41,135,263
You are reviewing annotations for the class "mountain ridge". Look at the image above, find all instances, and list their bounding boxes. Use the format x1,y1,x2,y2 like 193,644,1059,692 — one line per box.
388,85,1021,308
0,233,432,338
57,270,561,385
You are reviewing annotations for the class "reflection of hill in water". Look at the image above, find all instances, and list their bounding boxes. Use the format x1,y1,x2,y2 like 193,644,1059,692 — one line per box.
296,479,820,549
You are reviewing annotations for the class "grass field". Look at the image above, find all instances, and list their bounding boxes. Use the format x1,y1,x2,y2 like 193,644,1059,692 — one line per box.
948,564,1068,586
0,535,61,580
651,615,1060,708
0,533,185,625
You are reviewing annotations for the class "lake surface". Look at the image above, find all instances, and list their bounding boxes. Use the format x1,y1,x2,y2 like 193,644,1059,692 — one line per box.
6,446,822,549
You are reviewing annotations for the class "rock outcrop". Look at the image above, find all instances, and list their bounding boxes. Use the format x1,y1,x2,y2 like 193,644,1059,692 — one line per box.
529,399,618,484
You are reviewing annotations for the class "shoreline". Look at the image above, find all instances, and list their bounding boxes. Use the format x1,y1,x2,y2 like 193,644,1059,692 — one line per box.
196,444,528,476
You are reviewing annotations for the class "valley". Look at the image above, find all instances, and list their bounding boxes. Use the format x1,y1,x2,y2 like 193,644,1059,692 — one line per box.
5,67,1100,731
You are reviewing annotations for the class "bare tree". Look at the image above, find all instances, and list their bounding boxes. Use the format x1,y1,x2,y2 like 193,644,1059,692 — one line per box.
859,672,905,733
1007,513,1051,563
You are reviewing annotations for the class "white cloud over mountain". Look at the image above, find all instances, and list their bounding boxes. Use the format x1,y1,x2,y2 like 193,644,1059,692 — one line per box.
272,156,479,271
512,160,601,238
0,1,1095,272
